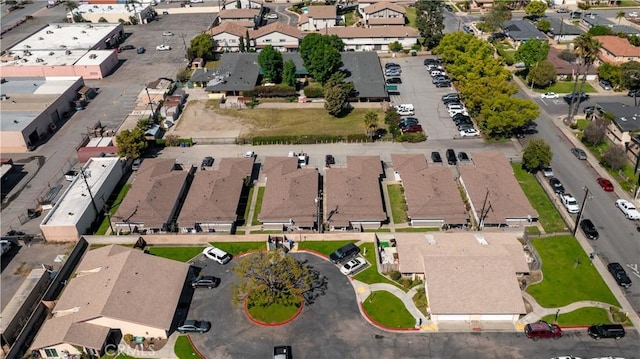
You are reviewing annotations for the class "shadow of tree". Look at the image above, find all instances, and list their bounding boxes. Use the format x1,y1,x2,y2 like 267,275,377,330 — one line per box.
299,260,328,305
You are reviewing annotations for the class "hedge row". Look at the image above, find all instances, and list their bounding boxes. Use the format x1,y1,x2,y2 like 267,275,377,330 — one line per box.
246,134,372,145
244,85,297,98
303,86,324,98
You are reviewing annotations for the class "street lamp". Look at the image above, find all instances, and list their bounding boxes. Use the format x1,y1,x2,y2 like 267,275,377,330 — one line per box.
572,186,592,236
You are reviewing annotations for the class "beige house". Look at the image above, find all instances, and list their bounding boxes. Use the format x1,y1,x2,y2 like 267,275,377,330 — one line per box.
593,36,640,65
250,22,303,51
598,102,640,151
30,245,190,358
324,156,387,230
178,157,254,233
207,21,248,52
298,5,338,31
258,157,319,230
362,2,406,27
323,26,419,51
357,0,403,15
218,8,261,28
394,232,528,323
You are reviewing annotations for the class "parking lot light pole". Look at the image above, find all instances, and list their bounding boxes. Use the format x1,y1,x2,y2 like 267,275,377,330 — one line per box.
572,186,591,236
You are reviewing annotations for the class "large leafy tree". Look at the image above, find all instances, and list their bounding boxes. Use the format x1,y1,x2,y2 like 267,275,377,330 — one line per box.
116,128,147,159
323,72,352,117
482,1,512,32
528,60,556,87
524,1,547,18
598,62,623,88
190,33,213,59
514,39,550,68
232,249,315,307
568,34,601,121
282,59,297,87
257,45,283,83
536,19,551,32
522,138,552,172
300,34,344,85
620,61,640,90
480,95,539,137
415,0,445,49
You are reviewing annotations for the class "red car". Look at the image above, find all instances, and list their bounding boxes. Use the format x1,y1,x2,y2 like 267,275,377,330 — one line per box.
596,177,614,192
402,124,423,133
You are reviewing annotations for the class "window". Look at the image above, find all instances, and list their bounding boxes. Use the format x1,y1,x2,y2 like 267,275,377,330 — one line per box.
44,349,58,358
264,39,272,42
279,39,286,42
229,39,236,43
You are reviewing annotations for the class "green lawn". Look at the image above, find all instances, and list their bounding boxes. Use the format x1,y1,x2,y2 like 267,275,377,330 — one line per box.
395,227,440,232
216,108,383,137
576,119,590,130
174,335,203,359
343,10,358,26
242,185,255,225
404,6,417,27
209,241,265,255
363,291,416,328
541,307,611,326
247,300,301,324
511,164,567,233
354,243,405,290
533,81,596,94
252,186,265,225
412,289,429,316
494,41,516,64
387,184,408,224
527,235,619,308
364,228,391,232
147,246,205,262
95,184,132,235
297,240,358,256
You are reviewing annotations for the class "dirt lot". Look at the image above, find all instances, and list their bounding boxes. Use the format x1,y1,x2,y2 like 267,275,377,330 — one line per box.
169,98,243,140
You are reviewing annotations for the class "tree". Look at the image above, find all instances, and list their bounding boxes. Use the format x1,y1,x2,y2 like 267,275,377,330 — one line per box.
480,95,539,137
583,117,608,145
588,25,613,36
598,62,623,88
616,11,625,24
601,145,626,170
388,41,403,52
482,1,512,32
300,34,344,85
569,34,601,121
232,249,315,307
525,1,547,18
629,35,640,47
257,45,283,83
620,61,640,90
364,111,379,138
116,128,147,159
245,30,251,52
514,39,550,68
64,1,78,22
528,60,556,87
323,73,351,117
239,37,245,53
98,17,108,22
415,0,445,49
190,33,213,59
136,118,153,131
282,59,297,87
577,2,591,10
522,138,552,172
536,19,551,32
558,49,577,63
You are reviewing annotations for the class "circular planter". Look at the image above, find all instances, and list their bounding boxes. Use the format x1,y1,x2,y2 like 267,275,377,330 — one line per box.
244,295,304,327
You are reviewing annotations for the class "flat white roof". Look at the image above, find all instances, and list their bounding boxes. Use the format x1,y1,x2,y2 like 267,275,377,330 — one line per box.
75,50,115,66
8,23,121,52
75,3,149,15
41,157,121,227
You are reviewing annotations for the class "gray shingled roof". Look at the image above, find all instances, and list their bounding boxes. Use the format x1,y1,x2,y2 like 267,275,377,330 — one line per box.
503,20,547,41
598,102,640,132
205,53,261,92
547,18,583,36
340,51,388,99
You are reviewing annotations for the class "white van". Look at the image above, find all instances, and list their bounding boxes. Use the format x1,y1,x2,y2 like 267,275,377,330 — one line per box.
395,104,414,112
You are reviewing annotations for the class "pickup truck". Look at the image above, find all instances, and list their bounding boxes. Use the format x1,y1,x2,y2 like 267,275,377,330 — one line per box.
560,193,580,214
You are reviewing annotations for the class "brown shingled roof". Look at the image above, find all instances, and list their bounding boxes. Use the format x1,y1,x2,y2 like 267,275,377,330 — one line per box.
305,5,337,19
251,21,303,39
367,17,406,26
114,158,188,229
594,35,640,57
457,152,538,225
206,21,247,37
178,158,254,226
259,157,319,227
547,47,596,76
395,232,527,315
324,156,387,227
322,26,419,38
362,2,406,14
391,154,467,224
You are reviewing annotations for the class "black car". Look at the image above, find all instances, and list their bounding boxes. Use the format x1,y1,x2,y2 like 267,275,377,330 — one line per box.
191,275,220,289
457,152,471,162
177,320,211,333
120,44,135,51
570,11,582,19
628,89,640,97
490,32,507,41
446,149,457,165
435,81,451,88
607,262,632,288
587,324,625,340
325,154,335,166
462,25,473,33
399,117,419,128
442,93,459,101
329,243,360,264
423,58,441,66
549,177,565,194
385,62,400,69
201,156,214,167
386,77,402,84
579,219,599,240
431,151,442,163
564,92,590,103
443,98,462,106
583,105,603,115
273,346,293,359
457,123,474,131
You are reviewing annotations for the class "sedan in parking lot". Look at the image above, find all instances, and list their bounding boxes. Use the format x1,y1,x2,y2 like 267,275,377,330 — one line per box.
401,124,423,133
615,199,640,220
596,177,614,192
457,152,471,162
156,44,171,51
459,128,480,137
396,108,414,116
386,77,402,84
201,156,214,167
570,147,587,160
162,31,174,36
579,219,599,240
431,151,442,163
340,257,366,275
549,177,565,194
385,62,400,69
120,44,135,51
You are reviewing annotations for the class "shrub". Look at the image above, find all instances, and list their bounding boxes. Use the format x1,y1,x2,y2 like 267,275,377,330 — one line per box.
124,334,134,342
245,85,296,98
250,134,372,145
164,134,180,147
304,86,324,98
398,132,427,143
388,270,401,280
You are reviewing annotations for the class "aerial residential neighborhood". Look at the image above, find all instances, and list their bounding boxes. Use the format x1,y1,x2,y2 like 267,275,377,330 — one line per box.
1,0,640,358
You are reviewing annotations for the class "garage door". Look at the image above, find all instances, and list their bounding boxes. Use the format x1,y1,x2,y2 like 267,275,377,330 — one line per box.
433,315,471,321
480,314,517,321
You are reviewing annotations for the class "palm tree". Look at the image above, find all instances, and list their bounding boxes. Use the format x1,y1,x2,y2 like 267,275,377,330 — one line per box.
364,111,379,139
567,34,601,122
64,1,78,23
616,11,626,24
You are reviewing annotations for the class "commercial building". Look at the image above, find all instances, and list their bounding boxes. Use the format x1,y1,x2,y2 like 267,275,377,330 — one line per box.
0,23,122,79
39,157,125,242
0,76,85,153
71,3,155,24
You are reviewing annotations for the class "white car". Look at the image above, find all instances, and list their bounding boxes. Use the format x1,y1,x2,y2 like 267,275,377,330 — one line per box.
541,92,559,99
156,44,171,51
560,193,580,214
448,109,469,117
628,11,638,17
190,0,203,3
244,151,255,158
202,246,231,264
395,104,414,112
396,109,415,116
542,167,554,177
266,13,278,19
340,257,366,275
460,128,480,137
162,31,174,36
1,240,12,256
615,199,640,220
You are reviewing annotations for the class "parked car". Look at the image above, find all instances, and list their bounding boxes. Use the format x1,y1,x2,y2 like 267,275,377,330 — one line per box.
273,346,293,359
325,154,335,166
629,11,638,17
0,240,12,256
570,11,582,19
402,124,423,133
190,0,204,3
457,152,471,162
628,88,640,97
434,80,451,88
162,31,174,36
460,128,480,137
201,156,214,167
120,44,135,51
580,219,599,240
156,44,171,51
542,167,554,177
266,13,278,19
385,69,401,77
431,151,442,163
596,177,614,192
560,193,580,214
385,62,400,69
564,92,589,103
399,118,419,128
549,177,565,194
329,243,360,264
132,158,143,171
541,92,559,99
583,105,602,115
191,275,220,289
587,324,625,340
599,79,612,90
462,24,473,33
556,7,569,13
386,77,402,84
177,320,211,333
607,262,632,288
524,321,563,340
446,149,457,165
457,123,474,131
396,108,415,116
340,257,366,275
442,93,460,102
570,147,587,160
244,151,255,158
615,199,640,220
202,246,232,264
136,46,145,54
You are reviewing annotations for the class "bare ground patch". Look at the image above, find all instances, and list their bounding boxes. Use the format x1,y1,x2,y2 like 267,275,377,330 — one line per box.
169,100,246,139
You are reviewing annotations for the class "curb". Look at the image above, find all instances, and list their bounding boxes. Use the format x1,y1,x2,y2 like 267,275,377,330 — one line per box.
186,335,207,359
243,296,305,327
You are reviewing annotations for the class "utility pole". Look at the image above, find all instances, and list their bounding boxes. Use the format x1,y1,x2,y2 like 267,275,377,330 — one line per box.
144,85,156,120
572,186,591,236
